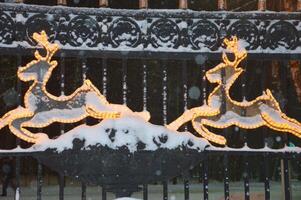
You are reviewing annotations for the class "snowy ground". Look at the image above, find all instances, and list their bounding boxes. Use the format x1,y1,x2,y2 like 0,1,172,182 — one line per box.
1,181,301,200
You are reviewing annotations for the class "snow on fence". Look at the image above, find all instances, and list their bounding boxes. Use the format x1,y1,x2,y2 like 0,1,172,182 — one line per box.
0,2,300,200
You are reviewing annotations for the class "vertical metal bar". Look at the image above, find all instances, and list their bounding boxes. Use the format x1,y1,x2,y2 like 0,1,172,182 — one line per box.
184,180,189,200
162,60,168,125
258,0,267,11
142,62,147,111
37,163,43,200
81,183,86,200
142,61,148,200
182,60,189,200
261,61,269,147
241,60,250,200
282,157,291,200
182,60,188,111
264,154,270,200
243,156,250,200
139,0,148,8
280,60,291,200
241,59,247,146
280,61,289,145
182,60,188,131
203,153,209,200
163,181,168,200
102,58,107,97
16,55,21,199
60,56,65,135
59,174,64,200
102,187,107,200
223,154,230,200
221,65,230,199
81,58,87,200
122,58,127,105
261,60,271,200
143,184,148,200
201,62,207,105
82,58,87,82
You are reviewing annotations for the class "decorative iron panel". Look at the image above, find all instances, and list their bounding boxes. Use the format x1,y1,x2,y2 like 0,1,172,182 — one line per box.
0,3,300,58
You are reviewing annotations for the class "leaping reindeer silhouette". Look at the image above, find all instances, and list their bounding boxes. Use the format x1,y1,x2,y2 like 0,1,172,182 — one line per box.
167,36,301,145
0,31,150,143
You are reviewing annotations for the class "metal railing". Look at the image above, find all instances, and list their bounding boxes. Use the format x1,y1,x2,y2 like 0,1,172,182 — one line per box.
0,1,300,200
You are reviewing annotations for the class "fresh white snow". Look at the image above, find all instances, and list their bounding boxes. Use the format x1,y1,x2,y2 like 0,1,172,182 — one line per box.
29,116,209,153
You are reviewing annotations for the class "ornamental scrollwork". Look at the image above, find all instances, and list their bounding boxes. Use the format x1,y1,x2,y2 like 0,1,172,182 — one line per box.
0,4,299,55
25,14,57,45
0,12,14,44
228,20,259,50
149,18,180,48
108,17,141,48
188,20,219,50
68,15,100,47
265,21,299,50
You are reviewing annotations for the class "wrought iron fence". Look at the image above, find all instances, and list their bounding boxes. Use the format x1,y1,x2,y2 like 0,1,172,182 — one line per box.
0,1,301,200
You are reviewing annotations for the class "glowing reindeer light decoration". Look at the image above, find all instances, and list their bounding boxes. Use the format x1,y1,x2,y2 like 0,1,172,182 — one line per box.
167,36,301,145
0,31,150,143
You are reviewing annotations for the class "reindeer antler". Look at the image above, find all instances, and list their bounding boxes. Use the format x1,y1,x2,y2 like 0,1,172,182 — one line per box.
32,31,59,62
222,36,247,68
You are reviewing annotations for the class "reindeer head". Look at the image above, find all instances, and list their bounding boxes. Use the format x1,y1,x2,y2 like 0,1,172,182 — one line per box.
206,36,247,83
222,36,247,69
18,31,59,83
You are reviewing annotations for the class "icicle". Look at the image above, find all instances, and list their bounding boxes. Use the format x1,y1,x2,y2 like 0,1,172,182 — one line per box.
162,61,168,125
122,58,127,105
102,58,107,97
143,63,147,111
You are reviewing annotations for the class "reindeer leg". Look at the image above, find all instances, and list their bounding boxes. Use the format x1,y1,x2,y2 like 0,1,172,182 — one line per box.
9,117,37,143
191,117,227,145
86,106,121,119
261,112,301,138
167,107,215,131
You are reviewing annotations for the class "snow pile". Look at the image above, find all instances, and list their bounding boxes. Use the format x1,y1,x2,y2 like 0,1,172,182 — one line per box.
31,116,210,153
114,198,141,200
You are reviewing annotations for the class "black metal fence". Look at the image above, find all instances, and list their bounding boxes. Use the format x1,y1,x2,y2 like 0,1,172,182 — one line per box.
0,2,301,200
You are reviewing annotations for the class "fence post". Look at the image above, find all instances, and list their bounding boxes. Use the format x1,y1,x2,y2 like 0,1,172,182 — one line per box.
59,174,64,200
179,0,188,9
258,0,266,11
139,0,148,9
143,184,148,200
99,0,108,7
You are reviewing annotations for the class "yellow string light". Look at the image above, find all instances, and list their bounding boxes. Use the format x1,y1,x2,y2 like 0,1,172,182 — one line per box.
167,36,301,145
0,31,149,143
